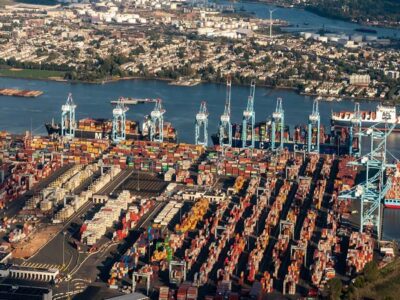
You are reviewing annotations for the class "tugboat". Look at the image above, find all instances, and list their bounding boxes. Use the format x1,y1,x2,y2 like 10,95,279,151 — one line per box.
45,119,61,135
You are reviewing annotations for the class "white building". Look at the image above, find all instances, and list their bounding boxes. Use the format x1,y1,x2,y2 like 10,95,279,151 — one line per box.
350,74,371,86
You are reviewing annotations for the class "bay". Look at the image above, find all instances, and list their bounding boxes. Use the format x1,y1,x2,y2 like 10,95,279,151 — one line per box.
217,0,400,38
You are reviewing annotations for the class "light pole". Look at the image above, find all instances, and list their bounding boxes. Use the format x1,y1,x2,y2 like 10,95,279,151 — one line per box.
269,9,277,39
67,274,72,300
62,231,67,267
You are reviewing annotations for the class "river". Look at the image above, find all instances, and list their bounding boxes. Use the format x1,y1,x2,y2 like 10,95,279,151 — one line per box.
217,0,400,38
1,77,400,240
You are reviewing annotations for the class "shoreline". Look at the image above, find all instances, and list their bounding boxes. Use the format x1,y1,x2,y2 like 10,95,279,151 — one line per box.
239,0,400,30
0,73,299,91
0,74,388,103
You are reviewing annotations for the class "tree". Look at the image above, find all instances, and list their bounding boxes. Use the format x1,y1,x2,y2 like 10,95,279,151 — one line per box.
363,261,379,282
345,284,360,300
326,278,342,300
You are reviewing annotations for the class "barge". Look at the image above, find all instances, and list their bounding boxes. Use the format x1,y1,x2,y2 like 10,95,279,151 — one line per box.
0,88,43,98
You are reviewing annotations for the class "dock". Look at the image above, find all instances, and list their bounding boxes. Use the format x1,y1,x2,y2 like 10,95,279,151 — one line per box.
110,97,158,105
168,78,202,86
0,88,43,98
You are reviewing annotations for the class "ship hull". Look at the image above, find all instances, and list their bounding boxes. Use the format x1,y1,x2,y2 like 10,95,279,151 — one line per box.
74,130,141,140
73,129,177,143
211,134,349,155
331,119,400,131
45,121,177,143
384,200,400,209
384,204,400,209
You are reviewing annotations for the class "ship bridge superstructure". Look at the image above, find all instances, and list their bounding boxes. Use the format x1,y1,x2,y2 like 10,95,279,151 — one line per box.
219,77,232,147
271,97,284,150
349,102,362,157
150,99,165,143
61,93,76,138
195,101,209,147
241,80,256,148
308,99,320,153
112,97,129,143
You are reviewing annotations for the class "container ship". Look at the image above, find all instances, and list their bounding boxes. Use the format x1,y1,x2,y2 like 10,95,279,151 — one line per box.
45,116,177,143
385,163,400,209
331,104,400,131
211,121,351,155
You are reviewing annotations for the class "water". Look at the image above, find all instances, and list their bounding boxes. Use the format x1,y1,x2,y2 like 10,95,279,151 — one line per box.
0,76,400,240
0,77,382,142
218,0,400,38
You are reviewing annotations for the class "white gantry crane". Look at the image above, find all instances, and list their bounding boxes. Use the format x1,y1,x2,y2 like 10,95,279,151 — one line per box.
349,102,362,157
308,99,320,154
219,76,232,147
271,97,284,150
339,122,396,240
195,101,209,147
242,80,256,148
150,99,165,143
112,97,129,143
61,93,76,138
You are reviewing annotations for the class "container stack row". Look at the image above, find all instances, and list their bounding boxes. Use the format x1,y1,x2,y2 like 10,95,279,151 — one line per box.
175,198,209,234
0,150,63,208
81,190,132,246
197,178,255,286
53,166,120,223
108,199,156,286
104,141,204,172
29,137,110,164
346,232,374,276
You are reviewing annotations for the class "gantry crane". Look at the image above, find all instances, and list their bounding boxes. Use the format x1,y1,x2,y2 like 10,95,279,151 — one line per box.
349,102,362,157
308,99,320,153
219,76,232,147
242,80,256,148
61,93,76,138
339,122,396,240
271,97,284,150
112,97,129,143
150,99,165,143
195,101,209,147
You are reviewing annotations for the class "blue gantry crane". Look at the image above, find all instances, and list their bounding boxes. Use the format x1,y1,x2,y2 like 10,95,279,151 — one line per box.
349,102,362,157
195,101,209,147
150,99,165,143
241,80,256,148
112,97,129,143
219,77,232,147
61,93,76,138
271,97,284,150
339,122,396,239
308,99,320,153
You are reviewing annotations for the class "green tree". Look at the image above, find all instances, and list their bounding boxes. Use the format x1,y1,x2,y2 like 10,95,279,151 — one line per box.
326,278,342,300
363,261,379,282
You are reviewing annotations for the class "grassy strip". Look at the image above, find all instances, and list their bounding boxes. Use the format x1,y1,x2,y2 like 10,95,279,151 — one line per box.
0,0,57,5
0,68,65,80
